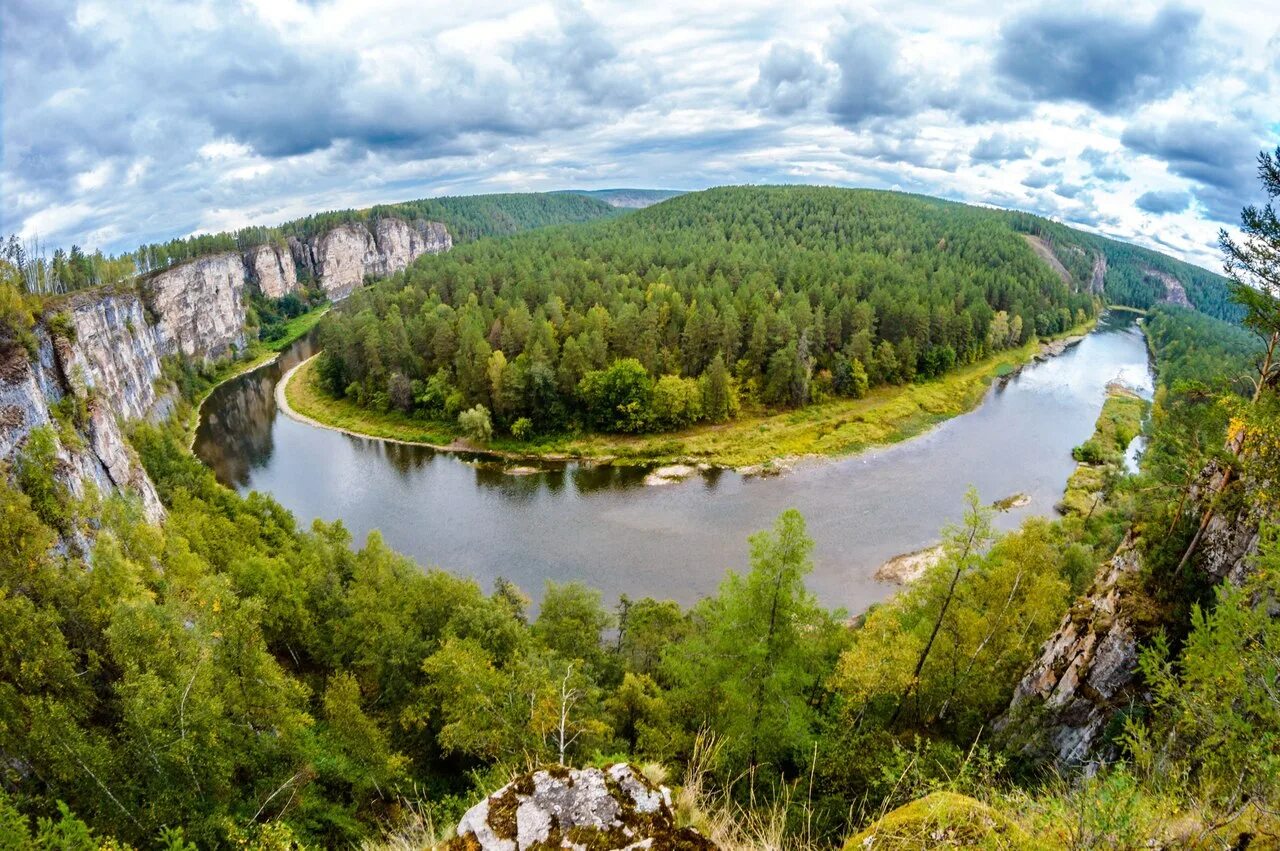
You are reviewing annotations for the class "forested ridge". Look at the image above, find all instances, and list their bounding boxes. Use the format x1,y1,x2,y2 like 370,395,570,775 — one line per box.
316,186,1100,440
1006,212,1244,322
1,192,617,296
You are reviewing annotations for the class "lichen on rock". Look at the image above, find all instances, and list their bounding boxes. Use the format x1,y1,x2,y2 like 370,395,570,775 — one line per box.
447,763,716,850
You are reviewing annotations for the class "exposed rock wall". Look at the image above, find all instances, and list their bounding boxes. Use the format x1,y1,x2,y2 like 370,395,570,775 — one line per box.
997,542,1143,766
306,217,451,299
0,214,451,530
146,251,248,359
1089,251,1107,295
372,216,451,277
311,223,381,300
1144,266,1192,308
0,330,164,524
245,243,298,299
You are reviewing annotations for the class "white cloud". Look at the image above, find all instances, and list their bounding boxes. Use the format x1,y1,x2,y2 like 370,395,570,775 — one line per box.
2,0,1275,271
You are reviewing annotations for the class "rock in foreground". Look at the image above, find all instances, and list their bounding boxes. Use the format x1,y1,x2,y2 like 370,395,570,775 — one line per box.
447,763,716,850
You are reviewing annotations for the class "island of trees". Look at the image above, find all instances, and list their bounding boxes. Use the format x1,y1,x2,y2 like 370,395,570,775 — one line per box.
313,187,1099,442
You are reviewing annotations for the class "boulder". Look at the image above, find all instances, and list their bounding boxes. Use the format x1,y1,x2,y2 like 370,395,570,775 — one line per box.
447,763,716,850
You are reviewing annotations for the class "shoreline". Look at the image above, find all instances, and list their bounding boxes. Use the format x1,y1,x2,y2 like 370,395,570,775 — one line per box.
185,305,331,449
273,317,1099,472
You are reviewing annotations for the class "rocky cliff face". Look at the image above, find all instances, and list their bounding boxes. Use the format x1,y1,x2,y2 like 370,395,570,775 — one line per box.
0,215,451,529
0,328,164,525
1089,251,1107,295
146,251,248,360
245,243,298,300
1000,452,1270,766
997,542,1143,766
298,217,451,299
372,216,451,277
310,223,380,300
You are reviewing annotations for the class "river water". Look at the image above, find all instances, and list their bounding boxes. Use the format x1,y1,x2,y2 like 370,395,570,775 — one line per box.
193,312,1153,612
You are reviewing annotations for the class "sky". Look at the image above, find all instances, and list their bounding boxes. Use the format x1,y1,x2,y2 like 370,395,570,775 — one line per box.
3,0,1278,270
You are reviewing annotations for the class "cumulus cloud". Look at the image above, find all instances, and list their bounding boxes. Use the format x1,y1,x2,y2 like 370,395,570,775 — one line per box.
970,133,1033,163
996,4,1204,111
750,44,828,116
1121,117,1263,220
1136,189,1193,213
826,16,913,127
1080,147,1130,183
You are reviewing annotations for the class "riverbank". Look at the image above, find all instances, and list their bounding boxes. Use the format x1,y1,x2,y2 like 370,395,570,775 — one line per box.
184,304,330,445
278,319,1096,469
1059,384,1148,517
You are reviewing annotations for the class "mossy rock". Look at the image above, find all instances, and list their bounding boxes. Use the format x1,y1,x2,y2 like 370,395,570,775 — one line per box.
843,792,1031,849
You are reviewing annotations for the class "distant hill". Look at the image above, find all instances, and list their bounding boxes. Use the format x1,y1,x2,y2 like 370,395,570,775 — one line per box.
560,188,685,209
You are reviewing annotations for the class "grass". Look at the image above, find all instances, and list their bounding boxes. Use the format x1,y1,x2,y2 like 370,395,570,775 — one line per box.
286,321,1094,469
1059,387,1148,517
263,305,330,352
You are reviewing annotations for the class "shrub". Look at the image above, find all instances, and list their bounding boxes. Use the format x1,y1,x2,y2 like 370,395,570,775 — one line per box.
510,417,533,441
458,404,493,442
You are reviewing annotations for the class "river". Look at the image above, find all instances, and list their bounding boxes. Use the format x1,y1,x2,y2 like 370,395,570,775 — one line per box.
193,312,1153,612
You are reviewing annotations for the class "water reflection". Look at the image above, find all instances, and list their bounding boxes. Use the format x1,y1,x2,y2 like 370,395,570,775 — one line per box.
194,313,1154,612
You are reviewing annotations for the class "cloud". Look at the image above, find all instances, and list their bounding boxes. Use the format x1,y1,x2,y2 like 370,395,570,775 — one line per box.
1,0,1270,274
996,4,1204,111
1080,147,1129,182
1135,189,1192,213
1121,117,1263,221
826,16,913,127
1022,171,1058,190
970,133,1033,163
750,43,828,116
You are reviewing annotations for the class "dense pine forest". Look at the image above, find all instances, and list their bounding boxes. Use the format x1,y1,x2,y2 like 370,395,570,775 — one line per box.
314,187,1101,439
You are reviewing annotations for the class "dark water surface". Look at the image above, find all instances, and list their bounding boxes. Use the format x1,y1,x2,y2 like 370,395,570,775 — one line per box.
194,313,1153,612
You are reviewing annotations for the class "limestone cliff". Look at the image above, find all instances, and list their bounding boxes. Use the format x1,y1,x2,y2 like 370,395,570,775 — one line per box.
372,216,451,276
306,217,451,299
145,251,248,359
245,243,298,299
997,542,1143,765
0,327,164,524
0,214,451,529
1000,454,1269,766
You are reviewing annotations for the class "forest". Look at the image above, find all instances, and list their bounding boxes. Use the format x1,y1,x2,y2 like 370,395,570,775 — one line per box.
0,192,618,296
313,187,1101,440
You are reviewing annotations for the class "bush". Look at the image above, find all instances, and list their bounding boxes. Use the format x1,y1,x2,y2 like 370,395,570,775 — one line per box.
650,375,702,431
578,359,652,433
15,425,72,533
510,417,533,441
458,404,493,442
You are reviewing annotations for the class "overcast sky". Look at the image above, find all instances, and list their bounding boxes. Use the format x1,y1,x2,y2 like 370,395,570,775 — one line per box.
3,0,1277,269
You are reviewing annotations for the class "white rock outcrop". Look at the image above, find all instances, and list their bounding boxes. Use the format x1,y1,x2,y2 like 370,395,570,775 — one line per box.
997,542,1143,766
146,251,247,359
448,764,715,850
311,223,380,300
373,216,452,277
246,243,299,299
